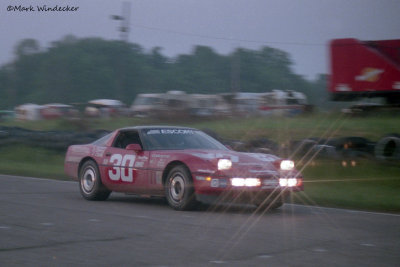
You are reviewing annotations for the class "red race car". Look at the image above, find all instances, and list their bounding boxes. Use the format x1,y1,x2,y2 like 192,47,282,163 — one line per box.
64,126,303,210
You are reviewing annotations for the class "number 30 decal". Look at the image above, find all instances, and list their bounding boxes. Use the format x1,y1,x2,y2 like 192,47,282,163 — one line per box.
109,154,136,182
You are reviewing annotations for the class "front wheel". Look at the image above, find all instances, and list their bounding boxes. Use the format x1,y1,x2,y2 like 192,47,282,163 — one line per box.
165,165,198,210
79,160,111,201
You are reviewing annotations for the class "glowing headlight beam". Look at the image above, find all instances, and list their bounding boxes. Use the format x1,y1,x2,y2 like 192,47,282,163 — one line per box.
279,178,298,187
244,178,261,187
231,178,261,187
231,178,245,187
280,160,295,171
218,159,232,170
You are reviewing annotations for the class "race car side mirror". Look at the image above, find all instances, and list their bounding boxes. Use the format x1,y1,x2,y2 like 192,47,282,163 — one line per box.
126,143,142,152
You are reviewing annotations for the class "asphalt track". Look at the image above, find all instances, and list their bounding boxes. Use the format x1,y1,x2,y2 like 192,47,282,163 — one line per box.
0,175,399,266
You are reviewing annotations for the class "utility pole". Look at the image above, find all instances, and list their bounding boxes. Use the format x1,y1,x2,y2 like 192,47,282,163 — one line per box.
111,2,131,42
231,49,240,94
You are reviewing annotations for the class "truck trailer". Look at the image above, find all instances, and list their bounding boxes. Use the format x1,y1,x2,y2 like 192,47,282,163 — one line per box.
329,38,400,105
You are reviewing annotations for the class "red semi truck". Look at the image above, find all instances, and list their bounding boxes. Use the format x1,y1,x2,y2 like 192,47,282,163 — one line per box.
329,38,400,105
329,38,400,161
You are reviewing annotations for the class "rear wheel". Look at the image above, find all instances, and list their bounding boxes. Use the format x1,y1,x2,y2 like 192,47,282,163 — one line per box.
165,165,198,210
79,160,111,201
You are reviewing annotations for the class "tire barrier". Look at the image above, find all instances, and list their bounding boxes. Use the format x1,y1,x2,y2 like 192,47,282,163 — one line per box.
286,139,339,160
288,136,379,161
223,138,278,154
0,126,399,162
0,126,110,151
289,139,318,158
329,136,375,159
375,135,400,161
248,138,279,153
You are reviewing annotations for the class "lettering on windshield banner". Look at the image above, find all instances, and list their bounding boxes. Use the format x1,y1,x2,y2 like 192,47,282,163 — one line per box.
146,129,194,135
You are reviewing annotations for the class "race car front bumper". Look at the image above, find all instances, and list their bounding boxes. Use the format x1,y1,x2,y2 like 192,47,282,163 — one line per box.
193,175,303,194
195,189,291,206
193,174,302,206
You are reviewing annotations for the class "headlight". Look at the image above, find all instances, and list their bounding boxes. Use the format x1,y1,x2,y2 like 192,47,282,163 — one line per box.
218,159,232,170
280,160,295,171
231,178,261,187
279,178,298,187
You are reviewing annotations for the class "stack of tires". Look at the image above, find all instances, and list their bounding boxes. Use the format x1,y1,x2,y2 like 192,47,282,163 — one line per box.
0,126,109,151
375,134,400,162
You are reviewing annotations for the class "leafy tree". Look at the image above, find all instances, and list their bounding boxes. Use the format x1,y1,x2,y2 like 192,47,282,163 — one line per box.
14,39,41,58
0,36,325,110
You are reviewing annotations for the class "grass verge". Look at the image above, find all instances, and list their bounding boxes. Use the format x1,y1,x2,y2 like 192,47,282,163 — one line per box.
296,160,400,212
2,112,400,142
0,145,66,180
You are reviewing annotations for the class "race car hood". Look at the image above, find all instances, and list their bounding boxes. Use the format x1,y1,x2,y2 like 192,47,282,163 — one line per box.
184,149,281,176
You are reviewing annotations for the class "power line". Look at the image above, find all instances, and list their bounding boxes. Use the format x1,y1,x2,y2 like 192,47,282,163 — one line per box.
130,23,325,47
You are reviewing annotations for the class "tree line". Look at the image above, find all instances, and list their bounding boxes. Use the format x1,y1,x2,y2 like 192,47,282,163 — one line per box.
0,35,328,110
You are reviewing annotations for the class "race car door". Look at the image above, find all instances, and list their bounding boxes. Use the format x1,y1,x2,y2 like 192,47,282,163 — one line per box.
101,130,150,193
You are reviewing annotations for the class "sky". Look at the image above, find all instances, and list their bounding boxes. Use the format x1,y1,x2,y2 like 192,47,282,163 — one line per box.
1,0,399,80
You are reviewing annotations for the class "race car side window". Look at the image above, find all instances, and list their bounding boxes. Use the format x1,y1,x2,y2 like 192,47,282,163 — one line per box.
113,131,143,149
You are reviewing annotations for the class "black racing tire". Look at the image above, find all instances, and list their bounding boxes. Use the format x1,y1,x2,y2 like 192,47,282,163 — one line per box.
375,135,400,161
79,160,111,201
165,165,198,211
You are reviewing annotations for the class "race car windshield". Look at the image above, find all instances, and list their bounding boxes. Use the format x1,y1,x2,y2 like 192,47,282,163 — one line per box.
142,129,228,150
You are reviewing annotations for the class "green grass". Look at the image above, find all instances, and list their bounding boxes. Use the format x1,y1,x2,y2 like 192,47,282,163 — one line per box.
296,160,400,212
187,113,400,143
0,145,66,179
3,112,399,142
